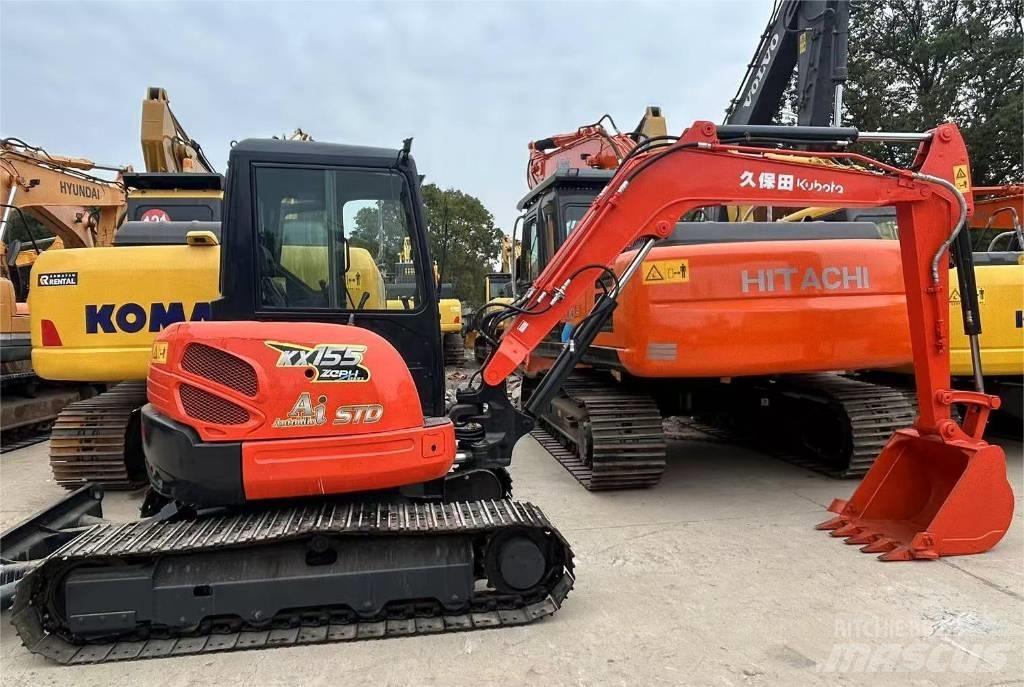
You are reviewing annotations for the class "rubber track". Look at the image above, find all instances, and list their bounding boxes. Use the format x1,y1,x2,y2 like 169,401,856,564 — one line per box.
49,382,147,490
538,378,666,490
12,499,574,664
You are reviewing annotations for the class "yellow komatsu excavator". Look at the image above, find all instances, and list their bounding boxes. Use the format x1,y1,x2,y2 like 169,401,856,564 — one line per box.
389,238,465,364
31,87,223,484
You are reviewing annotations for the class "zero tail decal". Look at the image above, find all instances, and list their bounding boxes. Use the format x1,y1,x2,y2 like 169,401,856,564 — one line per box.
265,341,371,382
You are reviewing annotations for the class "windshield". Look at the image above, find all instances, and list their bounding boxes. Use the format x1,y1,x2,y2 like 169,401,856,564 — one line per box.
254,166,421,311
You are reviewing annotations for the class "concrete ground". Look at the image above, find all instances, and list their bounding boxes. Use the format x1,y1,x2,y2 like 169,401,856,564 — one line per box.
1,434,1021,687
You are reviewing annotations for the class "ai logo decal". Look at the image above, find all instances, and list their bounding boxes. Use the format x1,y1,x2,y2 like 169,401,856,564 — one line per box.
265,341,371,382
273,392,328,428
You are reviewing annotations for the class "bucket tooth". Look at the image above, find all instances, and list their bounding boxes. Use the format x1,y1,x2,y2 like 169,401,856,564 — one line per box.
878,545,916,562
830,523,862,538
860,537,896,554
843,531,878,545
815,516,846,531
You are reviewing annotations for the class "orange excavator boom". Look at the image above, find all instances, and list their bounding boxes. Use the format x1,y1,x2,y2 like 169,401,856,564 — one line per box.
526,108,667,188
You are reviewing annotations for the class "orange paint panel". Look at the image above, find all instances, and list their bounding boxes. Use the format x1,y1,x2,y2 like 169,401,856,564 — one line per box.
241,421,455,500
148,320,424,442
579,238,912,377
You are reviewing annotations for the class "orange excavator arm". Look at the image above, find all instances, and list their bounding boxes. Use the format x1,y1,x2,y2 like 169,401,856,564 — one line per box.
473,120,1012,561
526,108,668,188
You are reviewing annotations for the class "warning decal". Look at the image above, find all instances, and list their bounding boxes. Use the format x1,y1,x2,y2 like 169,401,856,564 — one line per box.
642,259,689,284
949,287,984,304
953,164,970,192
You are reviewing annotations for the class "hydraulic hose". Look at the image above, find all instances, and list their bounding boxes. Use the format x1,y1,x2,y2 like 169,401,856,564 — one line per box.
912,172,968,286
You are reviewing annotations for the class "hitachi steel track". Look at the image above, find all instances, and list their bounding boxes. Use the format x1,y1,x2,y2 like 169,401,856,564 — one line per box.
536,376,667,490
12,499,574,664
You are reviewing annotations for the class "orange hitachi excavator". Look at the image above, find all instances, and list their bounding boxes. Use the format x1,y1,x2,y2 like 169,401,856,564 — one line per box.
515,122,919,487
1,123,1012,665
504,0,930,486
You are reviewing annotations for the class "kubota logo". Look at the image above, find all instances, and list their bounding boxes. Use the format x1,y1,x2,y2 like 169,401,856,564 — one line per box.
265,341,371,382
85,301,212,334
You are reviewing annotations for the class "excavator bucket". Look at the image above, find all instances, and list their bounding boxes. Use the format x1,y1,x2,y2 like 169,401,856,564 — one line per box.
817,429,1014,560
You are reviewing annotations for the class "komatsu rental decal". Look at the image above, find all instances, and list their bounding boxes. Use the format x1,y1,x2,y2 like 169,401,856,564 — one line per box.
265,341,371,382
740,266,870,293
86,302,212,334
38,272,78,287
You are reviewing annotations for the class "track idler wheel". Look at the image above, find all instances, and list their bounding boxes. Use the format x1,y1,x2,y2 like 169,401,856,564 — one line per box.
484,530,551,593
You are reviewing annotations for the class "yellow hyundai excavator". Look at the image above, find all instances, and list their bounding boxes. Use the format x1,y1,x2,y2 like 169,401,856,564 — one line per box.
470,234,521,363
0,139,129,439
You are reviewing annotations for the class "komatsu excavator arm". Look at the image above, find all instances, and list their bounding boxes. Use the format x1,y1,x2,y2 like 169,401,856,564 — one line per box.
140,87,216,174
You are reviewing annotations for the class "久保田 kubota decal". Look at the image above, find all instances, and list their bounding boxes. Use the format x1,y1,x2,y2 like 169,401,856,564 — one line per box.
265,341,371,382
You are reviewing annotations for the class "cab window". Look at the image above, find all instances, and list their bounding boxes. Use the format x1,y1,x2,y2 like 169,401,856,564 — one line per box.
543,199,558,269
520,215,540,284
564,204,588,236
254,166,420,311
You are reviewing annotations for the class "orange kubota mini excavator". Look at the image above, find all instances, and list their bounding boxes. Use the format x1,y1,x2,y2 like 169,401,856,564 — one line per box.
0,122,1012,665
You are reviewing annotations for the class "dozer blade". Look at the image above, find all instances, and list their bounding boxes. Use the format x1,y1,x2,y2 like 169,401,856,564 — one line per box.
816,428,1014,560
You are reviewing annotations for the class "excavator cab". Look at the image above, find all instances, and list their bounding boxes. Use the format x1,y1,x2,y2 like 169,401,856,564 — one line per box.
141,139,456,506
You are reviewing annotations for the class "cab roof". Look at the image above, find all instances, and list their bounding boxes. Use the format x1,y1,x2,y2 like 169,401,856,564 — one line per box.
229,138,405,168
518,168,614,210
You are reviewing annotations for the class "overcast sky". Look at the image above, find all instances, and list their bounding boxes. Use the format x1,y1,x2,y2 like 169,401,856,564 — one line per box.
1,0,769,231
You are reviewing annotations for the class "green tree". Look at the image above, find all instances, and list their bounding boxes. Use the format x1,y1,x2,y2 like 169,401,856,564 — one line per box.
350,200,406,277
348,185,502,308
421,184,503,308
843,0,1023,185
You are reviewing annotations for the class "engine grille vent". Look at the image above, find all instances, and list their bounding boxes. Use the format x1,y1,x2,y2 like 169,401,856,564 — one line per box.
181,343,258,397
179,383,250,425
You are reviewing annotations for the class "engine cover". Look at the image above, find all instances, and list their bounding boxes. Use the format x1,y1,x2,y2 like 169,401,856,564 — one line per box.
144,321,455,502
148,320,426,442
